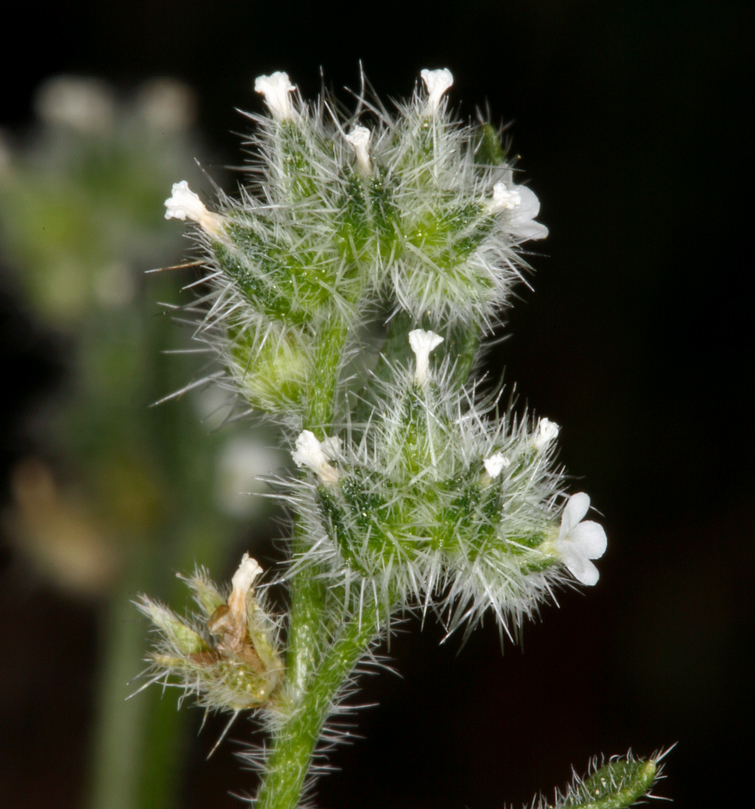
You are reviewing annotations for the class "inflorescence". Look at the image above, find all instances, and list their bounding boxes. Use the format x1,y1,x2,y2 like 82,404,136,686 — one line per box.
139,69,616,799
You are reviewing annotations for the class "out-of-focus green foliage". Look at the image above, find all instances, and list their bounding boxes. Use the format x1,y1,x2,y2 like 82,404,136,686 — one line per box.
0,75,281,809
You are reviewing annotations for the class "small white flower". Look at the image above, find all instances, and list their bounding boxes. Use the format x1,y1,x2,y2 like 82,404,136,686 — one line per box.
533,417,559,450
164,181,223,234
491,182,522,211
136,78,196,133
553,493,607,585
228,553,263,619
254,72,297,121
345,126,372,174
483,451,510,479
420,68,453,116
292,430,340,484
208,553,263,654
408,329,444,384
34,75,115,134
489,181,548,241
214,436,282,517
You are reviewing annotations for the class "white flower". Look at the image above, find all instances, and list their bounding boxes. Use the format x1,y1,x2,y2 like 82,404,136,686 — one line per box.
533,417,559,450
214,436,282,517
491,182,522,211
228,553,263,618
489,181,548,241
554,493,607,586
209,553,263,654
136,78,196,133
34,75,115,134
408,329,444,384
254,72,297,121
344,126,372,174
292,430,340,484
420,68,453,116
164,181,223,234
483,451,510,479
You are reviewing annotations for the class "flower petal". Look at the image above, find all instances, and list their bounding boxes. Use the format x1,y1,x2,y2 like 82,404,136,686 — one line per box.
570,520,607,560
516,185,541,219
557,543,600,585
509,186,548,240
571,555,600,586
559,492,591,538
512,218,549,241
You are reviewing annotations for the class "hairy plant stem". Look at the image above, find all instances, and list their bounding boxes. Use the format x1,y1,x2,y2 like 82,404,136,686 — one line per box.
259,318,374,808
287,316,351,696
306,318,349,430
256,601,381,809
285,530,328,701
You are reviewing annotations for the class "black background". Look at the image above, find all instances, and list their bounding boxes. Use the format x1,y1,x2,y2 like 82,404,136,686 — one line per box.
2,1,752,808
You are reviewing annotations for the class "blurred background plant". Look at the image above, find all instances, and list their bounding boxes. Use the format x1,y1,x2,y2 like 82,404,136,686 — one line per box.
0,74,283,809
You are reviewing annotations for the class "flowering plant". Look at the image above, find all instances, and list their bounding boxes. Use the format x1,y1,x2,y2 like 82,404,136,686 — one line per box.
138,68,664,809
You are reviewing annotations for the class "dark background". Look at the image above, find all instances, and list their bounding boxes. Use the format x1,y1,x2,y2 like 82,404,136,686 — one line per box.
2,1,752,807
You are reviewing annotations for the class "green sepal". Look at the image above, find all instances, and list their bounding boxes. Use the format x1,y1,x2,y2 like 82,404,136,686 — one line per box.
214,233,350,324
476,123,507,166
562,757,658,809
336,167,399,264
144,602,210,656
277,120,322,201
228,323,311,412
404,199,492,271
184,573,226,617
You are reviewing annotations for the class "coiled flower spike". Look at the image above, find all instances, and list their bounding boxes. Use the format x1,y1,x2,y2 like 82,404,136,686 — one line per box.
162,68,549,422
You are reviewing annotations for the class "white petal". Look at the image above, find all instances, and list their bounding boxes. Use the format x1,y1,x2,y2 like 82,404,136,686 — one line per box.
345,126,371,174
231,553,263,594
254,72,297,121
510,217,549,241
560,492,591,538
408,329,443,384
164,181,223,234
514,185,541,218
164,181,204,221
565,550,600,586
569,520,607,560
292,430,339,484
509,185,548,240
228,553,263,619
483,451,510,478
555,540,600,585
292,430,327,470
533,417,560,451
420,68,453,115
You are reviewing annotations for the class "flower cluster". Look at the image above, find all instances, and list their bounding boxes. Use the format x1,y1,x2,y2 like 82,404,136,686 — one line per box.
287,330,606,638
152,67,607,739
133,68,636,809
164,69,547,419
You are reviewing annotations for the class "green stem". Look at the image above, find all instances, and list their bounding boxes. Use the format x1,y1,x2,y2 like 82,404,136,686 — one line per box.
260,310,368,807
285,529,328,701
256,602,381,809
287,315,350,695
306,318,349,429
